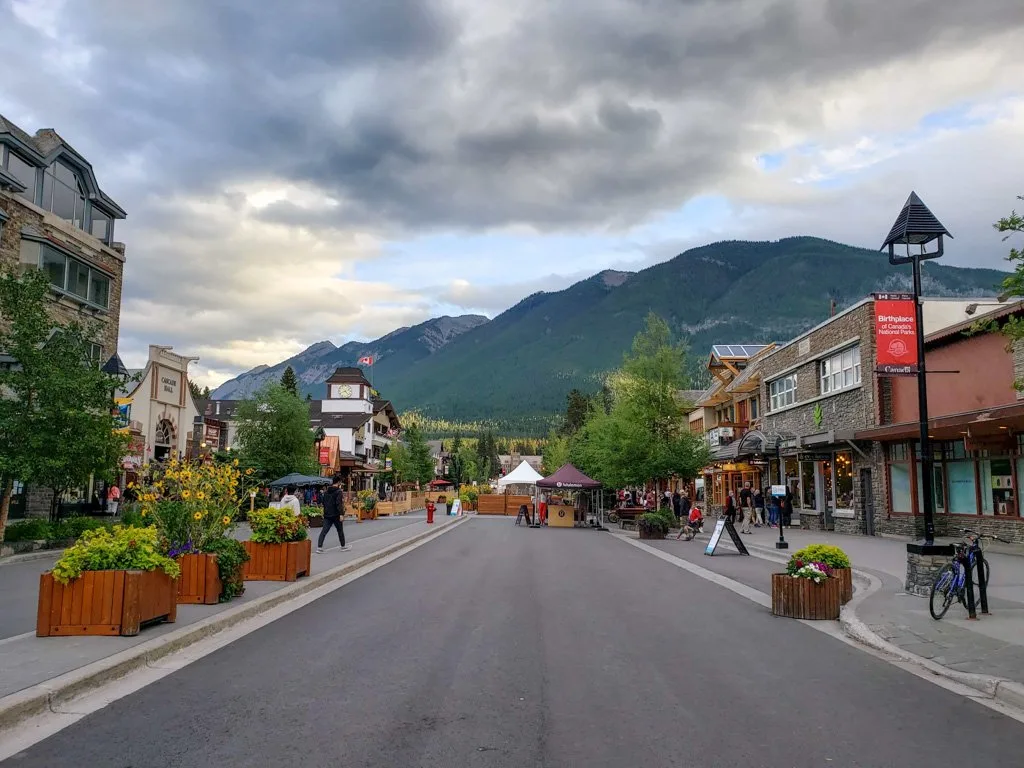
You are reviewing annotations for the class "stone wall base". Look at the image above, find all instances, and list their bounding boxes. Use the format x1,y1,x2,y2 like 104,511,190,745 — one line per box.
905,545,956,596
800,511,823,531
833,517,864,535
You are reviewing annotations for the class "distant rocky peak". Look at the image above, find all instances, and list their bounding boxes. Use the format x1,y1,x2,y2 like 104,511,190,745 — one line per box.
598,270,631,287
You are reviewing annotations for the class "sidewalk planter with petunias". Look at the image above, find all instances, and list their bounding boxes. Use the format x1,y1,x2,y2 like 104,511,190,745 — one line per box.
770,546,851,621
790,544,853,604
242,506,311,582
37,526,179,637
135,459,254,605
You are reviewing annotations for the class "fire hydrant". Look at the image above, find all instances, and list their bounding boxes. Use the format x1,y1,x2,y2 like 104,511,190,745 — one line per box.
426,500,435,524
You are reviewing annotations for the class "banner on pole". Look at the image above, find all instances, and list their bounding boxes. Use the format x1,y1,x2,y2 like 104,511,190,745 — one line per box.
873,293,918,376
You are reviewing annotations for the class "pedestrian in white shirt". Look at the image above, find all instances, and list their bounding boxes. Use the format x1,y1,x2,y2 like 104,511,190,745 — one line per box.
280,485,302,517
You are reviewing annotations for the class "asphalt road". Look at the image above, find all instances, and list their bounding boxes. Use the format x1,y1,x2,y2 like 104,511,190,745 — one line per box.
5,518,1023,767
0,514,424,640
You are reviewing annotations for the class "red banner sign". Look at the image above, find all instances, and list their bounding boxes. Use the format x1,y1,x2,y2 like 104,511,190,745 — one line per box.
318,446,330,465
874,293,918,375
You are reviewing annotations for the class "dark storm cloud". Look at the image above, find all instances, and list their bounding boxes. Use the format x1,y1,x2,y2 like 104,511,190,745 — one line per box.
4,0,1022,233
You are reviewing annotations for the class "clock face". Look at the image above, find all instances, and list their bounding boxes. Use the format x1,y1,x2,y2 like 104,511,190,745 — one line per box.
339,384,353,398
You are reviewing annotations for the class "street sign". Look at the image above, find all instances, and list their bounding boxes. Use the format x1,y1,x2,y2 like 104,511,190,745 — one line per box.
705,518,750,556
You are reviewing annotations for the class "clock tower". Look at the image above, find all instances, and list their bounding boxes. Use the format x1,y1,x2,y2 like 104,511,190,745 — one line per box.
321,367,373,415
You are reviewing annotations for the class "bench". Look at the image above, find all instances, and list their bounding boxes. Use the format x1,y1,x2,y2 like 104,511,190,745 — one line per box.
612,507,645,530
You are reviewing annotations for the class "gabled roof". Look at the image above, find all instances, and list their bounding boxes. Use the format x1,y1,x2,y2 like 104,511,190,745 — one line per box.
711,344,769,360
309,400,373,430
326,367,370,385
0,114,126,218
725,344,776,394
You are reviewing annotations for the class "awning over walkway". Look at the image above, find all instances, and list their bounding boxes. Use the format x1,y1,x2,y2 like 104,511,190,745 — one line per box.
537,464,601,489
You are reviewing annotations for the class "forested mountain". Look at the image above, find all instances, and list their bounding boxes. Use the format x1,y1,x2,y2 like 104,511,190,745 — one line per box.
214,237,1007,433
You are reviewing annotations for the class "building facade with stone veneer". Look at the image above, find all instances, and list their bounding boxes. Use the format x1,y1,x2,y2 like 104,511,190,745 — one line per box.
757,297,1007,537
0,115,127,517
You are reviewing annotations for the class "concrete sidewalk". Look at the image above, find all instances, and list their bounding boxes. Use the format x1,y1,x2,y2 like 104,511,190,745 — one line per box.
0,513,449,703
635,524,1024,688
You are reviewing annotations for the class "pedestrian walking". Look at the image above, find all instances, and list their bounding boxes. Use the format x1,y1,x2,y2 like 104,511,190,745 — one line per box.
723,493,738,526
317,475,350,553
672,488,682,521
753,486,765,527
768,493,781,527
738,483,753,533
783,487,794,528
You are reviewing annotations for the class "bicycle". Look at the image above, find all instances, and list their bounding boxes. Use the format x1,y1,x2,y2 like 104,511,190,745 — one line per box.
929,528,1006,620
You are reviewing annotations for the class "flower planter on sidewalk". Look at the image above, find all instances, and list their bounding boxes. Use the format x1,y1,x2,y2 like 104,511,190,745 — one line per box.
37,570,178,637
835,567,853,605
242,540,312,582
639,529,666,540
176,553,223,605
770,573,841,620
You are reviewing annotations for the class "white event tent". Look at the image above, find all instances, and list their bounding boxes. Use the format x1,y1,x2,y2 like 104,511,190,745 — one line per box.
496,460,544,488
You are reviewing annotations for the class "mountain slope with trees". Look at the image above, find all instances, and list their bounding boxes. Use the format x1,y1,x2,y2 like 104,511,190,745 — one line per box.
213,237,1008,434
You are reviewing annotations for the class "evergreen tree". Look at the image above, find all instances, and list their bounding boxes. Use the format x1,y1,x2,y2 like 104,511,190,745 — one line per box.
402,424,436,486
280,365,299,397
560,389,593,436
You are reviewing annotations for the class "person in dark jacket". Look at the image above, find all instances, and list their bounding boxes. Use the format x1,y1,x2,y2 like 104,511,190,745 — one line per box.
783,487,795,528
317,475,350,553
672,489,682,520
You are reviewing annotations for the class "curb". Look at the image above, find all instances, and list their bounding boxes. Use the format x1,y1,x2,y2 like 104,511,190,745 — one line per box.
0,549,65,567
0,516,468,732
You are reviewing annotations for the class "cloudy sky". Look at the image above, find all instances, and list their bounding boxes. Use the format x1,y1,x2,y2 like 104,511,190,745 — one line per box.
2,0,1022,387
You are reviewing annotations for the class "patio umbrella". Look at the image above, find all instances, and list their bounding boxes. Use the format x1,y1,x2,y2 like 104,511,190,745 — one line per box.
269,473,332,488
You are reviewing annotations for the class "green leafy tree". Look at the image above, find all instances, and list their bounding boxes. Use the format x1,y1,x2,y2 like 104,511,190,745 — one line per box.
572,313,709,488
235,383,317,483
188,380,211,401
446,432,465,488
0,270,130,530
995,197,1024,387
389,440,410,482
542,430,571,475
280,365,299,396
457,442,481,483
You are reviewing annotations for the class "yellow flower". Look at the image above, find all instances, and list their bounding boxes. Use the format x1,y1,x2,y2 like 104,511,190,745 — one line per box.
182,490,192,499
245,468,254,475
222,515,231,525
193,512,203,521
140,510,148,517
233,459,239,467
196,491,205,500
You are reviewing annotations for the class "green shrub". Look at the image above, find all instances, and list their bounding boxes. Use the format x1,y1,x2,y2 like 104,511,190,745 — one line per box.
51,516,109,541
300,506,322,518
51,525,180,584
248,506,308,544
654,506,677,530
120,507,144,527
2,519,53,542
638,513,669,536
789,544,851,572
202,537,249,602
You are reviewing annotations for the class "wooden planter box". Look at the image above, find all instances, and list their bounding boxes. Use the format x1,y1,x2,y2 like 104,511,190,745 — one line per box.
37,569,177,637
835,567,853,605
638,528,666,540
771,573,841,620
176,553,223,605
242,539,312,582
358,508,377,521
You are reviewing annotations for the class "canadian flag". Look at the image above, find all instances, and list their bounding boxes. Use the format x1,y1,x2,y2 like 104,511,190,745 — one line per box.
358,356,374,366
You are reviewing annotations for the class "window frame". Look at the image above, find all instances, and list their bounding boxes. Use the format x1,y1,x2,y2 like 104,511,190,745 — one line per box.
820,345,861,395
769,374,798,410
19,237,113,311
5,150,38,202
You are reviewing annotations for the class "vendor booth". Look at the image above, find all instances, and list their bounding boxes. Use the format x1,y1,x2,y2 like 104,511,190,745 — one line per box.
536,464,604,529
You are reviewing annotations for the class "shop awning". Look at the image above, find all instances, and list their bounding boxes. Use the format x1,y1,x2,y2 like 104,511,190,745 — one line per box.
855,402,1024,442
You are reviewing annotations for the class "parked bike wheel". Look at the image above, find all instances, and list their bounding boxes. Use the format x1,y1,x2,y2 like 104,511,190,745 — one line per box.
929,563,958,620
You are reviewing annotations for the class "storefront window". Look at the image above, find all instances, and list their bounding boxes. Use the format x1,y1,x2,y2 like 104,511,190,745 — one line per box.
822,459,833,511
800,461,816,509
979,456,1014,516
834,451,854,510
888,443,911,513
916,464,946,514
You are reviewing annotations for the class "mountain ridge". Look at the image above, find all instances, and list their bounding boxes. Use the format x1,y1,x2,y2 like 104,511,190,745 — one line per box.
212,236,1009,431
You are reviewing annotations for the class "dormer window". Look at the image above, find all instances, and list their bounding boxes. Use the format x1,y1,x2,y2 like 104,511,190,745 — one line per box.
4,151,36,201
43,161,87,229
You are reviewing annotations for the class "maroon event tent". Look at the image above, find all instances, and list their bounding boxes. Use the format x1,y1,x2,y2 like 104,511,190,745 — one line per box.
537,464,602,489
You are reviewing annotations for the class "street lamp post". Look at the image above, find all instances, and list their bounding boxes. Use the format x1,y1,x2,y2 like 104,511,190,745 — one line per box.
880,192,951,551
313,426,326,476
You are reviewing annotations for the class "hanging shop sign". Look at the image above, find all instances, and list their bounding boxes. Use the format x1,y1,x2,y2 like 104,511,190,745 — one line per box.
873,293,918,376
798,452,833,463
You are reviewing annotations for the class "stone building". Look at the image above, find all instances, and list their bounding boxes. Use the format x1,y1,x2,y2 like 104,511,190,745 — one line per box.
0,115,127,517
855,302,1024,543
756,297,1009,535
0,115,126,357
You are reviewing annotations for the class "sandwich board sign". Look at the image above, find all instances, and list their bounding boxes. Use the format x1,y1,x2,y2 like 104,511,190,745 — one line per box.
704,519,749,556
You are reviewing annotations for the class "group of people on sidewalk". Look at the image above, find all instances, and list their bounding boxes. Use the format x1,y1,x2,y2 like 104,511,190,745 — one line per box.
721,482,794,534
